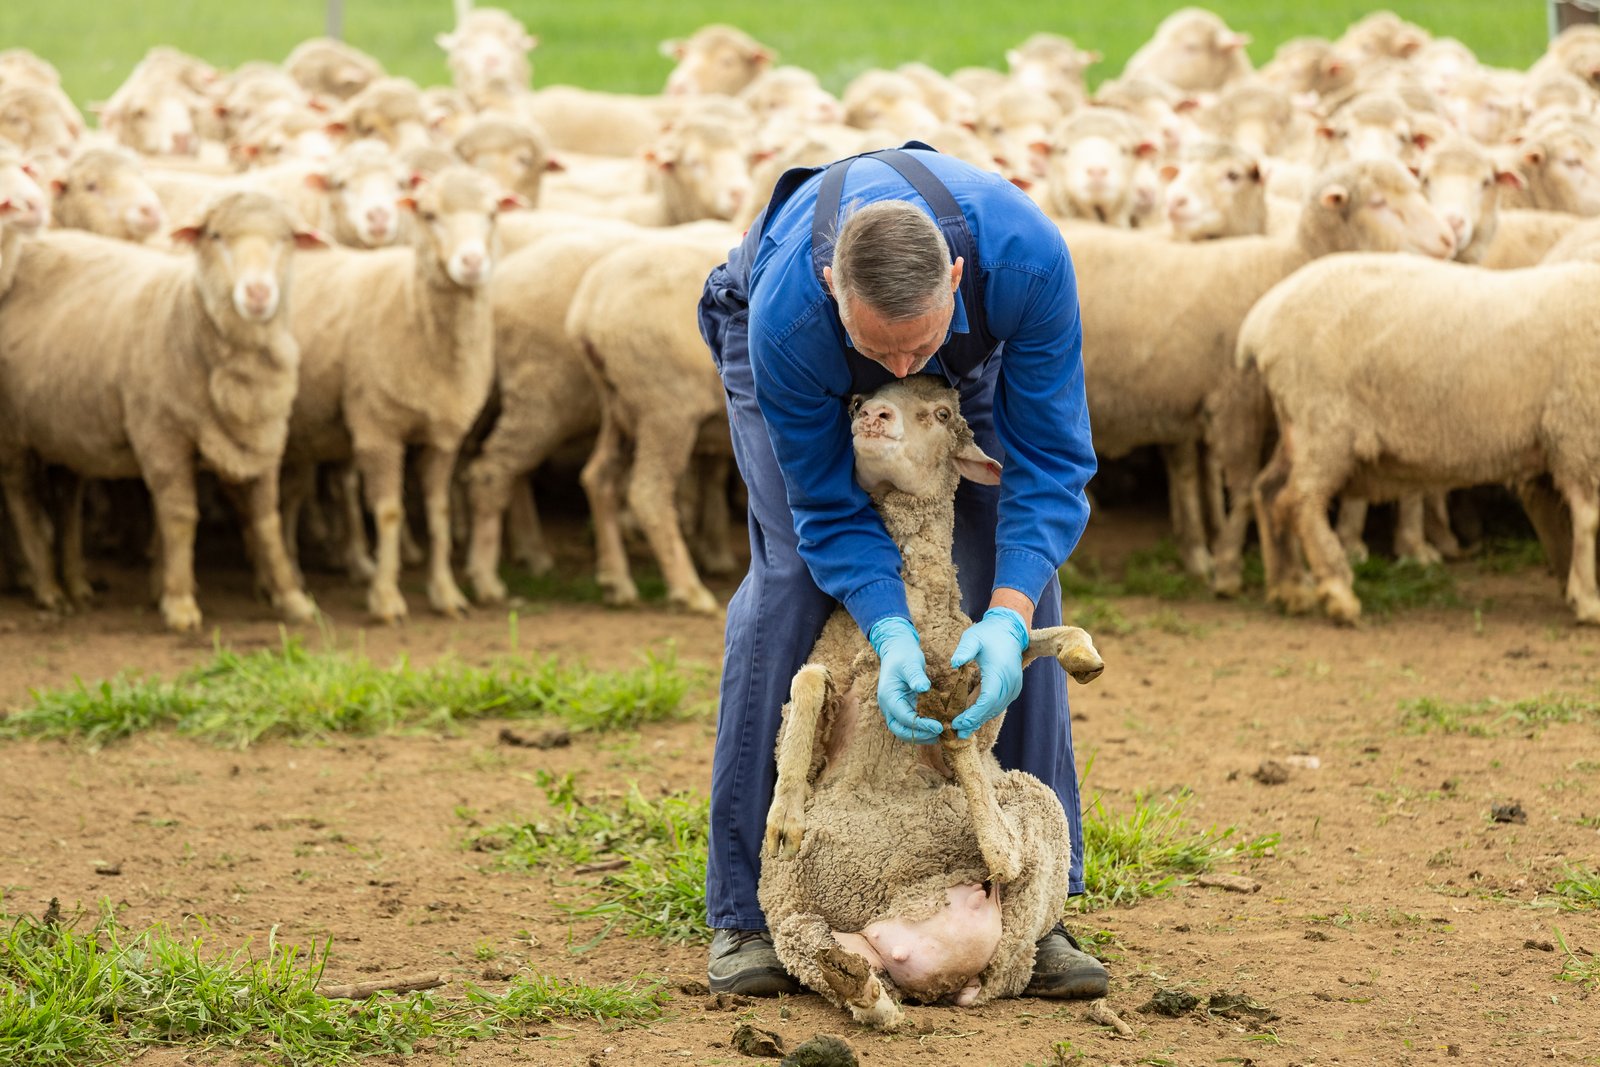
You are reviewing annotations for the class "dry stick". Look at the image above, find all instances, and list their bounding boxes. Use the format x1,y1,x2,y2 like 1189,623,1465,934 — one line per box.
574,858,630,874
1087,998,1134,1037
320,974,447,1000
1195,873,1262,894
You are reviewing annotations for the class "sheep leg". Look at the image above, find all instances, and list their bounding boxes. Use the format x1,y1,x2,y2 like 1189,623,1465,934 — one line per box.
278,461,315,582
579,396,638,606
1516,476,1569,577
56,471,94,607
505,478,554,576
816,941,904,1030
1393,494,1443,565
1335,496,1370,564
418,444,470,618
627,416,717,615
356,440,409,624
692,453,737,577
463,455,516,604
1021,625,1104,683
139,444,203,633
235,474,317,624
1423,490,1464,559
1159,441,1212,580
764,664,831,859
1291,473,1361,625
336,462,376,583
942,739,1024,884
1252,439,1315,614
1555,475,1600,625
0,463,65,612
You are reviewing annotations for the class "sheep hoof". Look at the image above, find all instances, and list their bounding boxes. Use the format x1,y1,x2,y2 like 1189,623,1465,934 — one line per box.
1060,645,1105,684
161,594,203,633
599,576,640,607
345,553,376,584
1270,581,1319,616
1397,543,1444,567
66,578,96,608
512,549,555,578
763,793,805,858
277,590,318,624
818,944,903,1029
367,586,409,624
1319,581,1362,625
1569,597,1600,626
1342,542,1370,565
428,580,471,618
1210,565,1243,598
672,585,721,616
1179,546,1213,581
469,571,508,605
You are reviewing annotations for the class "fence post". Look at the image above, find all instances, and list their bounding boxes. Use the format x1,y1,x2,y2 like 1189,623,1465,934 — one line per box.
326,0,345,40
1550,0,1600,38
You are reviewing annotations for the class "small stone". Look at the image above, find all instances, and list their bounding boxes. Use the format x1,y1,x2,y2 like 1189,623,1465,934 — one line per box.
1137,988,1199,1016
93,861,122,876
1447,1044,1462,1057
1523,939,1555,952
705,992,753,1011
1252,760,1290,785
1490,802,1526,824
732,1023,785,1058
780,1034,858,1067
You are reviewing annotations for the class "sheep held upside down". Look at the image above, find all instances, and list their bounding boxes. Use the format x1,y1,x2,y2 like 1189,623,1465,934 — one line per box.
756,377,1105,1029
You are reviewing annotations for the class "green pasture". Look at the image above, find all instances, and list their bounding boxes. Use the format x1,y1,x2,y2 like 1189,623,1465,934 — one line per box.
0,1,1555,109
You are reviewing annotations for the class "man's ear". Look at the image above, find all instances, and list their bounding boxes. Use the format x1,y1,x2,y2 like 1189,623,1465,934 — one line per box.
953,441,1002,485
949,255,964,293
822,264,835,298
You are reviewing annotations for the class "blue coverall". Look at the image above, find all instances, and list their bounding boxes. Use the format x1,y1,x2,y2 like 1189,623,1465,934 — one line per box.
696,146,1097,932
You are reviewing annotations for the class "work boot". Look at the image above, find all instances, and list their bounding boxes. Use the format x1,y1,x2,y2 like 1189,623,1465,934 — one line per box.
707,928,801,996
1024,922,1109,999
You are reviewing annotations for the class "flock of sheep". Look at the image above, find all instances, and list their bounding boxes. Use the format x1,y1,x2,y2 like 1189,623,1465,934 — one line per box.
0,7,1598,632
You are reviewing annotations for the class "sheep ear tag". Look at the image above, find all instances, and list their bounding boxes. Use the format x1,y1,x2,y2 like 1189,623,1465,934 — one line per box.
953,443,1002,486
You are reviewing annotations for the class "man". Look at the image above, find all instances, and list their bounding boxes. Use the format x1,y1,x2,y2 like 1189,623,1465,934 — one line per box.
696,144,1103,999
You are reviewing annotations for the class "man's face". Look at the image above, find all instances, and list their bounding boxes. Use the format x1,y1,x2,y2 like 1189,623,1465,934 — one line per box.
826,258,964,379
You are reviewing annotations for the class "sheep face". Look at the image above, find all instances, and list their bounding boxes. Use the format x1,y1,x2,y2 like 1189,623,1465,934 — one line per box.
741,67,842,125
174,192,322,324
105,85,199,157
1163,144,1265,239
1046,114,1157,224
403,165,513,288
1315,97,1416,168
453,120,553,207
1135,9,1251,92
0,87,79,161
1309,159,1457,259
441,25,533,104
1419,144,1521,259
849,377,1001,500
1521,120,1600,215
649,122,753,222
0,151,49,233
662,25,772,97
51,149,164,242
324,141,407,247
843,72,941,140
1006,33,1099,97
336,80,430,152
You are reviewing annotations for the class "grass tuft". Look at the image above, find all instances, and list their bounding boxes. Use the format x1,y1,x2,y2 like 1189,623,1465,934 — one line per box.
0,634,707,749
1075,787,1278,912
1550,868,1600,912
1553,927,1599,990
1475,537,1548,575
462,972,668,1026
1062,541,1209,602
1350,556,1460,616
1400,689,1600,738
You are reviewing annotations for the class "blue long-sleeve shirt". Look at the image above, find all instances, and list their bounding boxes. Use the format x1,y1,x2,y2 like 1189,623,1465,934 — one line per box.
745,150,1096,633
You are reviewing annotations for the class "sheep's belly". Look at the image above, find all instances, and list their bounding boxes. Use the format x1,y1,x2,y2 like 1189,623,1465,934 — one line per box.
1343,443,1547,500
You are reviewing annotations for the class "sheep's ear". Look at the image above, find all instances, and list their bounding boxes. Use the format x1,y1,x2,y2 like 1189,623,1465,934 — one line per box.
435,31,459,51
1134,140,1159,159
659,38,686,61
1521,145,1547,168
324,120,349,138
170,224,202,244
1315,124,1337,141
397,195,419,213
1158,163,1179,182
1004,48,1023,69
303,171,330,191
1318,183,1349,210
1082,49,1103,65
1174,96,1202,113
1247,162,1262,183
496,192,528,211
1411,131,1434,150
953,441,1002,485
293,229,329,250
1494,168,1526,190
544,156,566,173
750,47,774,68
1008,175,1033,191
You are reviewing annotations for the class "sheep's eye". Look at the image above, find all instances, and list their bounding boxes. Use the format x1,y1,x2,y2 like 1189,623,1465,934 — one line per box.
133,108,148,119
1224,170,1240,182
849,397,864,416
935,407,951,422
85,181,99,193
332,179,347,191
1420,176,1430,188
421,210,438,222
516,152,534,167
205,230,220,241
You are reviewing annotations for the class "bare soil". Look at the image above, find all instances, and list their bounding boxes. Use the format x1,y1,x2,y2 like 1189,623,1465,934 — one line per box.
2,511,1597,1067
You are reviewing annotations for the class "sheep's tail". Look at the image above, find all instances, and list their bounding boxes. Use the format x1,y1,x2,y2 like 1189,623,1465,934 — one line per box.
944,740,1024,884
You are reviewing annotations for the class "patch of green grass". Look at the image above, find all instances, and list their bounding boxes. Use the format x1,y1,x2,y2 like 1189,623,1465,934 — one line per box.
1062,540,1208,602
470,774,712,945
498,564,668,607
1074,787,1278,912
1553,927,1599,990
1550,868,1600,912
1350,556,1460,616
0,633,707,749
1476,537,1548,575
0,2,1548,111
1400,689,1600,738
1065,596,1134,636
0,901,669,1066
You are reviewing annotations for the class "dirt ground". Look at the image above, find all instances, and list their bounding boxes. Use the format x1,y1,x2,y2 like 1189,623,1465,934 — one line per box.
2,510,1597,1067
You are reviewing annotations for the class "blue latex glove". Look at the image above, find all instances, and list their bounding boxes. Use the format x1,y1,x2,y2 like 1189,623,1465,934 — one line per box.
866,616,940,744
949,607,1030,739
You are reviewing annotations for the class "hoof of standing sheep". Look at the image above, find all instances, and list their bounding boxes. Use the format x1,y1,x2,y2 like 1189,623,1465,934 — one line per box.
1342,541,1370,565
66,577,96,608
1397,542,1444,567
428,578,471,618
468,570,508,606
1269,580,1319,616
1210,562,1243,598
1319,581,1362,626
1568,593,1600,626
671,584,721,616
161,594,203,634
277,589,319,624
367,585,409,625
1179,545,1214,582
345,552,376,584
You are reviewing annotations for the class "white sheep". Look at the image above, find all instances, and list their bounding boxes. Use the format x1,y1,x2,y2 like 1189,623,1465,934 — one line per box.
437,7,536,109
0,192,321,630
281,165,515,622
1005,32,1098,110
758,376,1104,1027
284,37,384,102
1044,109,1159,226
662,24,774,97
48,148,165,242
1122,7,1253,93
1161,140,1266,240
1240,252,1600,626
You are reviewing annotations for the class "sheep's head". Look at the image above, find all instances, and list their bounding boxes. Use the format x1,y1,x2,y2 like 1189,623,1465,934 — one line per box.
0,147,50,234
50,148,164,242
1300,158,1456,260
849,377,1001,500
862,882,1003,1006
400,164,524,288
172,191,326,323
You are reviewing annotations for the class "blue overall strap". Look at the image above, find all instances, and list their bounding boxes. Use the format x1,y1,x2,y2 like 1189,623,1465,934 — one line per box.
810,144,998,393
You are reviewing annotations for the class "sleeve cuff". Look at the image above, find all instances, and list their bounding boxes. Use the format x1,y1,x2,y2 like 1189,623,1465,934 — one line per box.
844,578,910,635
995,548,1059,606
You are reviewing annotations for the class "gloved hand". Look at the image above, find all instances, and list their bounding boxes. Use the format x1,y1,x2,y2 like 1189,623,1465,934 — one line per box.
949,607,1030,739
867,616,940,744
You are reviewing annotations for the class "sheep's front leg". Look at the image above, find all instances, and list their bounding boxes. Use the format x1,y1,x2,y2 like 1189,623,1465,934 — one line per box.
418,444,470,617
943,739,1024,884
1160,440,1213,580
1556,475,1600,625
463,453,517,604
1020,625,1104,683
56,470,93,607
0,461,65,612
138,443,203,633
234,473,317,624
356,439,408,623
628,414,718,615
816,941,904,1030
764,665,831,859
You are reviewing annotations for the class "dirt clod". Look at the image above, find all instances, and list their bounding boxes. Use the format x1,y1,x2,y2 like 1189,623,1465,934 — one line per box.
1305,929,1332,941
93,861,121,876
678,979,710,996
1490,802,1527,824
1252,760,1290,785
1523,939,1555,952
780,1034,857,1067
705,992,754,1011
1138,988,1199,1016
1206,991,1280,1024
498,726,571,749
731,1023,785,1058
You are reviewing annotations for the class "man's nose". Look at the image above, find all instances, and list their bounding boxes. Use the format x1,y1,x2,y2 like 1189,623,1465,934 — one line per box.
886,354,915,378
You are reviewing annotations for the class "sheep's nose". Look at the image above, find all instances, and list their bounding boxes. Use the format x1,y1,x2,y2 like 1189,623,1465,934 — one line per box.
1443,211,1466,235
1168,193,1189,210
367,205,391,231
244,281,271,305
172,132,194,154
458,249,485,274
1086,165,1108,180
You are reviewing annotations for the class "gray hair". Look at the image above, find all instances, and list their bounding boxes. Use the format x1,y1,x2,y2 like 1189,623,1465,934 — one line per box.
829,200,952,321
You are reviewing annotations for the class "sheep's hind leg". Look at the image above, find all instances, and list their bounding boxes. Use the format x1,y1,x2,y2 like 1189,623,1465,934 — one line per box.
816,941,903,1030
1335,496,1370,563
356,439,409,623
1291,468,1361,625
1555,476,1600,625
763,664,830,859
1160,440,1213,580
419,444,470,618
627,414,717,615
0,462,65,612
579,395,637,606
1021,625,1104,683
